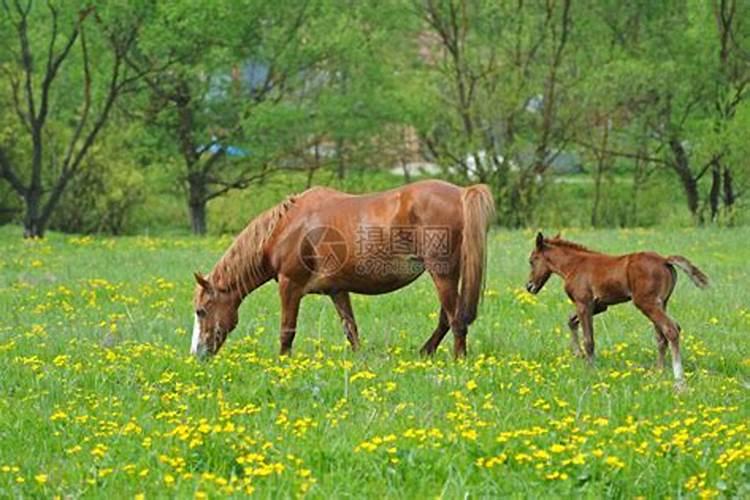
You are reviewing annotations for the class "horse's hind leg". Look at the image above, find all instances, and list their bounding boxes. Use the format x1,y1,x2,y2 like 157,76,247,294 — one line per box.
331,292,360,351
419,307,449,356
653,326,668,370
635,298,684,386
428,273,465,359
654,276,677,370
278,276,303,356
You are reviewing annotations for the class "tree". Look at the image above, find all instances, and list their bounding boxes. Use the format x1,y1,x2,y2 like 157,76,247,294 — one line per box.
413,0,579,227
127,0,332,235
589,0,750,224
0,1,149,237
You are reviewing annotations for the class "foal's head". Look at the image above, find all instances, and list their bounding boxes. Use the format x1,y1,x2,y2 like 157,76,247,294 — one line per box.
526,232,553,294
191,272,240,358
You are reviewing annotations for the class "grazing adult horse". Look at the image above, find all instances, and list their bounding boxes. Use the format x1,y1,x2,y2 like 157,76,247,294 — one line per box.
525,233,709,386
191,180,495,359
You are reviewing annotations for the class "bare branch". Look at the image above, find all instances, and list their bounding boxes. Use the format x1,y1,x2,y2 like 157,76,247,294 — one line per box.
205,166,276,201
59,22,91,173
14,2,36,125
573,139,669,165
36,4,88,126
0,146,26,196
1,66,32,133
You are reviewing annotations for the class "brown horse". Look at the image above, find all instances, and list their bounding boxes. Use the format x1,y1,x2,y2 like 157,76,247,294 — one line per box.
191,180,495,359
526,233,709,386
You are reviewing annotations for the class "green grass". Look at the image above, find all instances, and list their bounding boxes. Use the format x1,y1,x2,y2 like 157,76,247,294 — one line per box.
0,225,748,498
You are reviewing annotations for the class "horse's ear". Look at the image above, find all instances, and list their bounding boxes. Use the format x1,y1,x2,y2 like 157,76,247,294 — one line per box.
536,232,545,250
194,272,211,290
553,232,561,239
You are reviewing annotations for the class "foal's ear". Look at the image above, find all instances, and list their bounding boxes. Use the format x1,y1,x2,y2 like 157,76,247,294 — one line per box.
194,272,211,290
535,232,545,250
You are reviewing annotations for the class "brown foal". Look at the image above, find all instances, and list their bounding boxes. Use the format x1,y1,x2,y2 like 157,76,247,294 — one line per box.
526,233,708,386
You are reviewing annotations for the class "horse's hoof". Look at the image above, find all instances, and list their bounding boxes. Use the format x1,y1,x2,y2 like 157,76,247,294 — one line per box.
673,380,688,393
419,346,434,357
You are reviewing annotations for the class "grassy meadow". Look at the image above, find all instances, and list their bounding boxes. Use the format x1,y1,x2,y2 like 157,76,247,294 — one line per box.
0,225,748,498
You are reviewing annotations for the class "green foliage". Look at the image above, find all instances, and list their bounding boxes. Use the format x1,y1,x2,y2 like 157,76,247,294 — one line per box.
1,0,750,234
48,138,145,235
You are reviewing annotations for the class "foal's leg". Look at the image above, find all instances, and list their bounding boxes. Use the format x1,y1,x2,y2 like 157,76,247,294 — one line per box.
567,313,584,357
428,274,465,359
278,275,303,356
331,292,360,351
567,303,607,358
653,326,668,370
575,301,596,364
419,307,450,356
636,299,684,386
653,291,675,370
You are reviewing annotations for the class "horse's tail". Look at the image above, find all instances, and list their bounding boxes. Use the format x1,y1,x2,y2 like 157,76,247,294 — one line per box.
459,184,496,325
667,255,709,289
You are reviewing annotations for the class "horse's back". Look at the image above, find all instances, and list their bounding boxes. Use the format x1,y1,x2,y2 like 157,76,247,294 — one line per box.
292,180,464,227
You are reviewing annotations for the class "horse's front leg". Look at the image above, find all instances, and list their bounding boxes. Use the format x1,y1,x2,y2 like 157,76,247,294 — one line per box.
576,300,596,364
331,292,360,351
569,302,607,359
567,313,584,358
278,275,303,356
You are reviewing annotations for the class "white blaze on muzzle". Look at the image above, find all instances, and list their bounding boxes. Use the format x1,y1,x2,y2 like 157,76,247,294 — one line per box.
191,313,201,354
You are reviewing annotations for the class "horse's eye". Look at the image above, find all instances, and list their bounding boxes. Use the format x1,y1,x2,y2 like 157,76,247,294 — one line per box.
196,308,206,318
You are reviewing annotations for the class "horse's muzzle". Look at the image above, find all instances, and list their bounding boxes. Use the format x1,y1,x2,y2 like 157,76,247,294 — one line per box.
193,344,213,361
526,282,539,294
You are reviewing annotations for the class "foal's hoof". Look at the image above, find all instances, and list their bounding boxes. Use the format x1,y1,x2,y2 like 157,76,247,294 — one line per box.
419,346,435,357
673,380,688,393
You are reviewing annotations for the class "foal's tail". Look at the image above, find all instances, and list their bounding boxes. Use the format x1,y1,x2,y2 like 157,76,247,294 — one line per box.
667,255,710,289
460,184,496,325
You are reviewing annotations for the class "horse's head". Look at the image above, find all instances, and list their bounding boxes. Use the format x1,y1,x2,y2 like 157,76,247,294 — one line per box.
191,272,240,358
526,232,552,294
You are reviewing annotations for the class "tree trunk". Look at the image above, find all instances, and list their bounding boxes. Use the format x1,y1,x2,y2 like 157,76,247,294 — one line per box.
591,119,610,227
629,145,647,226
709,160,721,222
723,165,735,223
668,138,701,223
23,187,44,238
189,201,207,235
400,158,411,183
188,178,207,235
591,160,604,227
336,138,346,180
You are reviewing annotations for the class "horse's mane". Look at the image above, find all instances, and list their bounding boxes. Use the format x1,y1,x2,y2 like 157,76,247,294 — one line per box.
545,236,596,253
210,194,298,294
